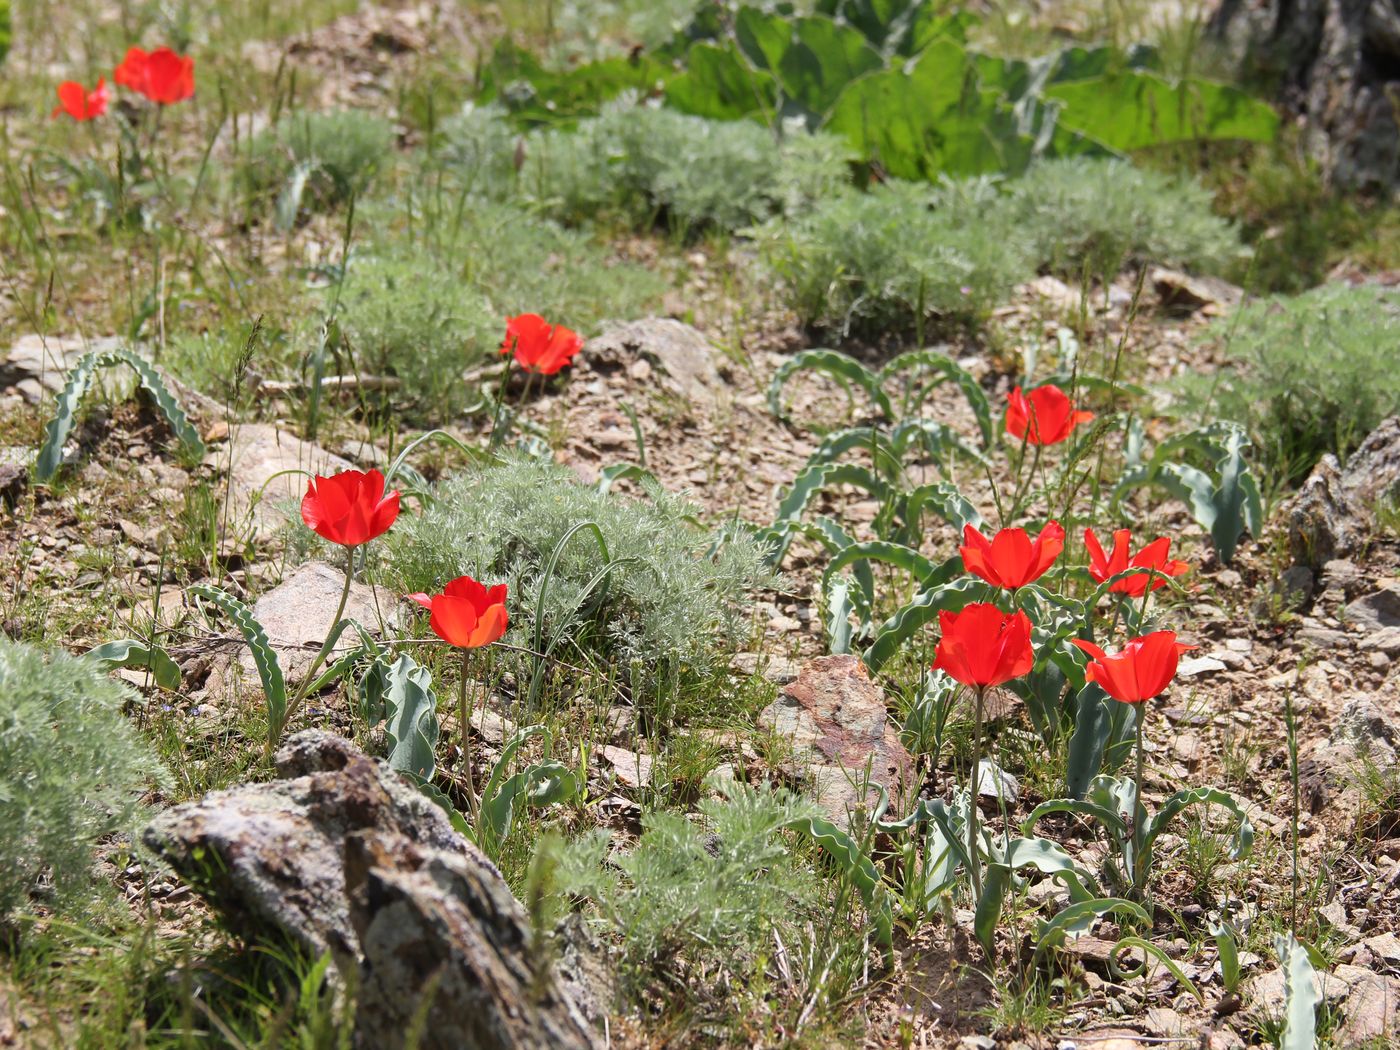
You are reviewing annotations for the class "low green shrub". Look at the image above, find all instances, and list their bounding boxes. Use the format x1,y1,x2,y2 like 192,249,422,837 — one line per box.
756,179,1030,337
439,103,852,235
239,109,395,219
0,638,165,916
1006,157,1243,279
337,251,495,417
553,785,834,987
387,458,771,672
1185,282,1400,488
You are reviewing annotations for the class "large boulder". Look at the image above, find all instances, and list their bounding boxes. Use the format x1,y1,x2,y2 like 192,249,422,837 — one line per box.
143,731,599,1050
1286,416,1400,568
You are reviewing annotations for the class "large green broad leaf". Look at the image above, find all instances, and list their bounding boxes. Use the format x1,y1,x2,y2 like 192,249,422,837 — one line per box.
779,17,884,119
826,39,1037,178
481,40,671,126
1046,71,1278,152
666,42,778,120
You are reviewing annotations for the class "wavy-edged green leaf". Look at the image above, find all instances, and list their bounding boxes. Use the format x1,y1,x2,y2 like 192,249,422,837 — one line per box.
36,348,204,483
1064,684,1139,797
1034,898,1149,953
825,573,855,655
381,653,440,780
596,462,663,495
880,349,993,448
1021,794,1130,842
1108,935,1205,1005
899,482,984,538
480,760,580,853
189,584,286,743
889,419,987,469
805,426,905,480
864,576,984,672
666,41,777,120
418,778,474,838
481,725,551,809
1145,785,1253,861
768,349,892,423
785,814,893,953
85,638,181,691
823,540,956,622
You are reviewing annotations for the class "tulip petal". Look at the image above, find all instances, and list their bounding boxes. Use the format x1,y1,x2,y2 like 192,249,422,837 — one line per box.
430,596,481,649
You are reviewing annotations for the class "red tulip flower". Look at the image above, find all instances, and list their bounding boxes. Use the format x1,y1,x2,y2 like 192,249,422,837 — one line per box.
1071,631,1196,704
408,576,509,649
301,469,400,547
114,46,195,105
501,313,583,376
960,520,1065,590
52,78,109,121
1005,384,1094,446
931,603,1035,690
1084,527,1189,597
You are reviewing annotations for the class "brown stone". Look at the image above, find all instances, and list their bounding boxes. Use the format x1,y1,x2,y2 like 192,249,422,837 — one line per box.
758,654,911,827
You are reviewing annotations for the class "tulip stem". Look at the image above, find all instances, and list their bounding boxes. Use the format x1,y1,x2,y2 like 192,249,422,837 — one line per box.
1133,704,1147,902
489,356,514,448
275,544,355,753
967,685,985,901
460,649,479,819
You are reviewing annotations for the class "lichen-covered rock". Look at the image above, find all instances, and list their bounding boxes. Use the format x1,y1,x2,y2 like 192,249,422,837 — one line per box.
346,829,597,1050
143,731,601,1050
583,319,727,412
142,731,462,960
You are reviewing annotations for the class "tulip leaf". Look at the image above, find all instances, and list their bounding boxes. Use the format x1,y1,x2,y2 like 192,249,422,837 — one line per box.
1033,898,1149,954
805,426,905,480
880,349,993,448
768,349,893,423
764,463,892,567
381,653,440,781
825,572,855,655
898,482,984,540
1064,682,1139,798
783,813,893,957
188,584,286,745
1112,420,1263,564
1276,932,1321,1050
1108,935,1205,1005
889,418,987,468
864,576,984,673
479,760,580,855
822,541,957,624
275,162,314,231
1145,785,1253,861
596,462,663,495
36,347,204,483
85,639,182,691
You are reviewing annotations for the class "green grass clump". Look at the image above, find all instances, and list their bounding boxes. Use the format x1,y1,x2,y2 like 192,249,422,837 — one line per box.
756,179,1029,337
1006,157,1243,279
440,103,852,236
239,109,395,220
1188,282,1400,487
0,638,165,916
337,250,495,418
387,458,771,672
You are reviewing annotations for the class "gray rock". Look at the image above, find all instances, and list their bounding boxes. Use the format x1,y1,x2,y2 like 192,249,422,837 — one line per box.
758,654,912,828
244,561,400,682
1345,583,1400,631
0,447,27,508
730,651,801,685
583,319,726,412
1275,565,1316,609
1330,695,1400,770
1150,266,1243,314
0,334,123,401
347,829,598,1050
142,730,467,961
1178,655,1228,678
143,731,600,1050
974,759,1019,804
217,423,355,540
1338,415,1400,510
1287,455,1360,567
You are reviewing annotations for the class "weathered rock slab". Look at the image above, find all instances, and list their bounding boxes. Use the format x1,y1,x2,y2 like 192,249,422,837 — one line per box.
217,423,355,539
584,319,726,410
758,654,912,827
0,334,123,402
244,560,400,681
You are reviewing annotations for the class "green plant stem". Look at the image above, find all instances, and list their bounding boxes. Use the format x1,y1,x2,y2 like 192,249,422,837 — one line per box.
489,355,514,448
968,685,986,899
1133,703,1147,902
277,544,355,749
460,648,479,819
